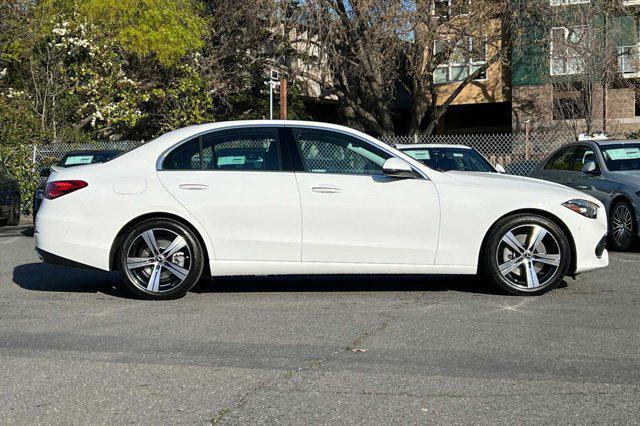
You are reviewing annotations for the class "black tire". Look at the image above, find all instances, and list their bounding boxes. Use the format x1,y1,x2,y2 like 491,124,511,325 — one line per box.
7,194,20,227
481,214,571,296
609,200,636,251
117,219,205,300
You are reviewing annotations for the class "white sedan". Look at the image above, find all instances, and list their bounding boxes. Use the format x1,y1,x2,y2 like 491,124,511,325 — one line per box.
35,121,608,299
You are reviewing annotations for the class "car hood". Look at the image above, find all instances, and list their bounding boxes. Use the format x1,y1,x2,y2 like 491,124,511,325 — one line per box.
608,170,640,188
442,170,597,201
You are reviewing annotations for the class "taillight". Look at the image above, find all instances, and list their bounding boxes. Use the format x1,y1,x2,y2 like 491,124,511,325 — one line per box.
44,180,88,200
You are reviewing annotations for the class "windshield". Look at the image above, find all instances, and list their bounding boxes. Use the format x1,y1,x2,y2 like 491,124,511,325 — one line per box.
59,151,121,167
601,144,640,172
401,147,495,172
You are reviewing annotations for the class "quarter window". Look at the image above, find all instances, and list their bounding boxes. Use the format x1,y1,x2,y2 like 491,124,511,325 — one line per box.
292,129,391,175
162,138,202,170
544,146,578,171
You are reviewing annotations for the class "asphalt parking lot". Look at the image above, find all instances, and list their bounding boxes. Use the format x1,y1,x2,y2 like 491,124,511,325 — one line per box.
1,219,639,424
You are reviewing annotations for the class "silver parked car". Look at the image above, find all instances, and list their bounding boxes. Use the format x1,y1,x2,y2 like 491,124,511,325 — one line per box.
529,139,640,251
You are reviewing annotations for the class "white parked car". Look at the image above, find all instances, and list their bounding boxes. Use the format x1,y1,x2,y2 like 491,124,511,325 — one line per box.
35,121,609,299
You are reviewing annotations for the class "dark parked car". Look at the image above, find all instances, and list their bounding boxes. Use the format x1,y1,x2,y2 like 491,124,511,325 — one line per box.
0,159,20,227
33,149,122,218
529,139,640,251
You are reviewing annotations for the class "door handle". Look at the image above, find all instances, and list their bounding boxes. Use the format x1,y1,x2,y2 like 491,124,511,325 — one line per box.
312,185,341,194
179,183,209,191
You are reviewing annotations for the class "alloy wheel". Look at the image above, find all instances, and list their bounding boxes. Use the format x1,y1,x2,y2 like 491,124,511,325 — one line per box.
124,228,192,294
612,203,634,249
496,224,562,290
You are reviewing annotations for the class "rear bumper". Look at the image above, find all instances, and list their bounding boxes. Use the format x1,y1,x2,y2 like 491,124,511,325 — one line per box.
34,247,96,269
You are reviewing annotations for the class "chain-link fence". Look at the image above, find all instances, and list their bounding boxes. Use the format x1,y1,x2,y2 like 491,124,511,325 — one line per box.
382,131,574,176
33,141,144,166
31,131,575,177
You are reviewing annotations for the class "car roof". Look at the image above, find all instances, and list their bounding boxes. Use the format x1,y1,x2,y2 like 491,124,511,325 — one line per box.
593,139,640,146
395,143,472,150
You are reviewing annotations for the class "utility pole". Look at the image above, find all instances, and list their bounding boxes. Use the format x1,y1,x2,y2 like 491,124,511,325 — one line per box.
279,78,287,120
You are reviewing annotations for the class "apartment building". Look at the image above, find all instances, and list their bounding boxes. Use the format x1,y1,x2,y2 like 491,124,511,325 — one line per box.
512,0,640,136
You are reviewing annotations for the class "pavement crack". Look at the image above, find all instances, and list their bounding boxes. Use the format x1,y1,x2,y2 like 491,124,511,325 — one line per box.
208,318,393,424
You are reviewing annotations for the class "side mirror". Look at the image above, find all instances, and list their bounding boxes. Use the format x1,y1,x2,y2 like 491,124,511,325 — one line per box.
383,158,417,179
495,163,506,174
581,161,599,175
39,167,51,178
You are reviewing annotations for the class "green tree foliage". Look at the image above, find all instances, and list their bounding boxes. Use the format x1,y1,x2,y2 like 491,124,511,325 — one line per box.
79,0,207,67
0,0,311,209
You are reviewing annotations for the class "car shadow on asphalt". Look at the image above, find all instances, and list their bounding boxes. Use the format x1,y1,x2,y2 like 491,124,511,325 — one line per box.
12,262,513,298
12,262,133,298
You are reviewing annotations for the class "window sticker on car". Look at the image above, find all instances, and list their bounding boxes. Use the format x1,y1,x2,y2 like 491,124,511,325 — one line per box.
453,153,464,158
606,148,640,160
64,155,94,165
405,150,430,160
218,156,247,166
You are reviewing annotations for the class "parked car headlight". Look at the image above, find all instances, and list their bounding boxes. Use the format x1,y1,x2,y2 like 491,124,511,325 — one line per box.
562,199,598,219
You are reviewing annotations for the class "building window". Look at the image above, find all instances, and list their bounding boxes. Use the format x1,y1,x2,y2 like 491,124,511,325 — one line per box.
434,37,487,84
553,83,588,120
550,26,585,76
550,0,590,6
434,0,470,20
619,45,639,76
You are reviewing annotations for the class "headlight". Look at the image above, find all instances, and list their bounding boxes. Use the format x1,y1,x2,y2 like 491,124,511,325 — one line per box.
563,199,598,219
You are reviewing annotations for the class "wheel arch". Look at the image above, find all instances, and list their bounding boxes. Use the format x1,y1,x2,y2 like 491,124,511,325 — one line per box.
609,193,635,217
109,212,212,276
478,208,578,276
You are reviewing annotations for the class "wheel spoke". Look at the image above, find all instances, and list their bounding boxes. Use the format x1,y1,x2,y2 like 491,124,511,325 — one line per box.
499,257,524,275
127,257,155,269
162,235,187,258
142,230,161,256
502,231,525,254
528,225,547,252
524,261,540,288
163,261,189,281
147,263,162,292
532,253,560,267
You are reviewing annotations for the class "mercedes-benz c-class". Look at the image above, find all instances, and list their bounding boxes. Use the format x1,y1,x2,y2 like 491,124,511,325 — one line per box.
35,121,608,299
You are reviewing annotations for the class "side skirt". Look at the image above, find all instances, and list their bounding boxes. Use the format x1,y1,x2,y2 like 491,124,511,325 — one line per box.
210,260,477,277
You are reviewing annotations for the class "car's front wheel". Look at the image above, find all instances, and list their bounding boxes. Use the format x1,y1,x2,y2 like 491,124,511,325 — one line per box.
482,214,571,295
609,200,636,251
117,219,205,300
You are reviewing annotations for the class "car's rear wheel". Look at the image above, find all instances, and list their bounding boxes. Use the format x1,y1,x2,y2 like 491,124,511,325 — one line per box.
609,200,636,251
117,219,205,300
482,214,571,295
